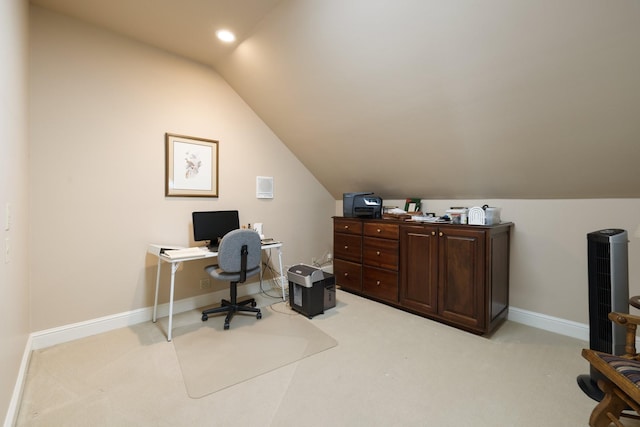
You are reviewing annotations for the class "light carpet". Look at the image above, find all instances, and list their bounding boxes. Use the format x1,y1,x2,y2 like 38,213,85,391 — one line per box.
171,302,337,398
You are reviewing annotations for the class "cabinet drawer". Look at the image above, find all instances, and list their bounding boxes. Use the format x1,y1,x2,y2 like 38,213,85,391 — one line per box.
363,237,399,270
334,259,362,292
334,233,362,263
334,218,363,235
363,267,398,303
364,222,399,239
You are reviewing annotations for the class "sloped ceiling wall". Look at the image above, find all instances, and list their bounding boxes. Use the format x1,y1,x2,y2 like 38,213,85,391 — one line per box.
215,0,640,199
32,0,640,199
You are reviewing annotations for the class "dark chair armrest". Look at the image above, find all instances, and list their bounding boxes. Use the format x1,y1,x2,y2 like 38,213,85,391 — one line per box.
608,312,640,357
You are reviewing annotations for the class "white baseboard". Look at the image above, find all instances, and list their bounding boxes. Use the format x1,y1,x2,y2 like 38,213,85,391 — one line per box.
507,306,589,341
31,281,269,350
320,265,333,274
30,301,591,350
3,335,33,427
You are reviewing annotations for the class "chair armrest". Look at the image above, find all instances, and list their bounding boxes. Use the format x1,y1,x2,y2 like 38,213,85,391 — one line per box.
608,312,640,357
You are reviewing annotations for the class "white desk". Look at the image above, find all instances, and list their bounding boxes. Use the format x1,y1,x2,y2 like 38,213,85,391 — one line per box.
148,242,285,341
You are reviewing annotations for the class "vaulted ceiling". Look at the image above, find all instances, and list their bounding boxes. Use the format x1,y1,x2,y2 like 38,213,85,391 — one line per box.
31,0,640,199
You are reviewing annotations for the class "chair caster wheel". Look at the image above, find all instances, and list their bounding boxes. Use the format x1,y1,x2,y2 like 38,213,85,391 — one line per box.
201,314,208,321
251,301,257,308
224,322,230,330
257,312,262,320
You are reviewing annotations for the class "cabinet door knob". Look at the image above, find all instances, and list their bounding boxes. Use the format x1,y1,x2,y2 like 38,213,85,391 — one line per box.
377,228,381,233
376,280,381,286
344,225,349,229
431,231,435,236
344,272,349,277
376,251,380,256
439,232,443,237
344,245,348,249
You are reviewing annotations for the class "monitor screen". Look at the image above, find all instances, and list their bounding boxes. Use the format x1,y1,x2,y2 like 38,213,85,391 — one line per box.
192,210,240,248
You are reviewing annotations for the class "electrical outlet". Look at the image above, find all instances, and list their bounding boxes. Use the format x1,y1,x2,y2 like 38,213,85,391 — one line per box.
199,278,211,289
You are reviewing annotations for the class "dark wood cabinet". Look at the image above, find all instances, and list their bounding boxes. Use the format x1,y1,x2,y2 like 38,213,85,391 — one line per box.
333,218,363,293
334,217,400,303
334,217,512,335
362,221,399,303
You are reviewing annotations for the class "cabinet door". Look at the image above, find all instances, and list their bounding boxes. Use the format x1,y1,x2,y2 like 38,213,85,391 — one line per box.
438,228,486,330
400,225,438,314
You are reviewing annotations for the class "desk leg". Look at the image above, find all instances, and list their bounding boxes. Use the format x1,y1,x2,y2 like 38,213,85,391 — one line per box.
167,262,180,342
152,258,162,323
277,247,285,301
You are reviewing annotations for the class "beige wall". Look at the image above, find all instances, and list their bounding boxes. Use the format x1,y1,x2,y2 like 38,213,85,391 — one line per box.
341,199,640,325
28,7,335,332
1,0,29,423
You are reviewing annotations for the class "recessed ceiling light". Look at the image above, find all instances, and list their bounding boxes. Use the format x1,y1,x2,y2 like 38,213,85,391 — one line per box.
216,30,236,43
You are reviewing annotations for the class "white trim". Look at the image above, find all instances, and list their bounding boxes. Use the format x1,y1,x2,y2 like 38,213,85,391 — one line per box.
31,306,153,350
3,335,33,427
508,306,640,349
31,282,263,349
30,301,591,350
508,306,590,341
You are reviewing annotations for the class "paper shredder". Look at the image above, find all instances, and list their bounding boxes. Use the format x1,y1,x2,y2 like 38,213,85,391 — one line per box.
287,264,336,318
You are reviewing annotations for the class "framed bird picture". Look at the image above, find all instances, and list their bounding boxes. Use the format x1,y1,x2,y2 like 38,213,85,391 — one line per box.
165,133,218,197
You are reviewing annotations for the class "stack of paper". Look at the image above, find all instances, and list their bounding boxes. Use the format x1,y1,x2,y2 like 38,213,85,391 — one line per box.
162,247,207,259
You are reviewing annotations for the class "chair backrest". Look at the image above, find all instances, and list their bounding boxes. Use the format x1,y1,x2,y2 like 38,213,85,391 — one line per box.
216,229,261,273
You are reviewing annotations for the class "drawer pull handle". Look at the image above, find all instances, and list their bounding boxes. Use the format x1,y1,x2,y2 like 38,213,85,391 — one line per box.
344,225,349,229
439,232,443,237
377,228,381,233
431,231,435,236
344,272,349,277
376,251,380,256
376,281,381,286
344,245,348,249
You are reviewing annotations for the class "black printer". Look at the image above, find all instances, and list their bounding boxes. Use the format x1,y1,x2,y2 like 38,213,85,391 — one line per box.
343,192,383,218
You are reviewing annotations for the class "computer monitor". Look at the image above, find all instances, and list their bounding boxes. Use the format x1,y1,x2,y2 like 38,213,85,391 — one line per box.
192,210,240,250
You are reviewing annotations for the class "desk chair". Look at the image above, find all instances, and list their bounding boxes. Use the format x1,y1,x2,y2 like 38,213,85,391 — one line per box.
201,229,262,330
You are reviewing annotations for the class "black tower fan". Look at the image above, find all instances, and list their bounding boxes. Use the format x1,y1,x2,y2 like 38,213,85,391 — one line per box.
577,228,629,401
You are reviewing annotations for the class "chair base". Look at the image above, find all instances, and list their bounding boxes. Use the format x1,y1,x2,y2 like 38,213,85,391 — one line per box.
201,282,262,330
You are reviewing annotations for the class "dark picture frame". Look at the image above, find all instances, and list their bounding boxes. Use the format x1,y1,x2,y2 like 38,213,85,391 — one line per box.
404,198,421,212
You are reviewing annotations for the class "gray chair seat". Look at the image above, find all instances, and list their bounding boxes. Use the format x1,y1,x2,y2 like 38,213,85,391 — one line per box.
201,229,263,330
205,264,261,283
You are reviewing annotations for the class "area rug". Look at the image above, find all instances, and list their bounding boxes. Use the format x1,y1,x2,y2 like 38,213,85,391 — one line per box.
171,302,338,398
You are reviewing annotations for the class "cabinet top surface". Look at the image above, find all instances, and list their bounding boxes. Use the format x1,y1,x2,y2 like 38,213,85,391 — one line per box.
333,216,513,229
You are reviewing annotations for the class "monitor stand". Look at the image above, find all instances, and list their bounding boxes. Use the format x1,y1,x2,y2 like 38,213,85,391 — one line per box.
207,238,221,252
